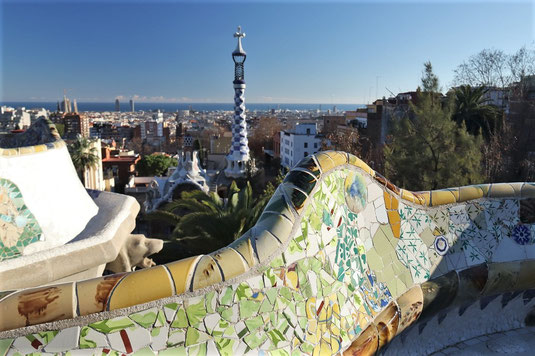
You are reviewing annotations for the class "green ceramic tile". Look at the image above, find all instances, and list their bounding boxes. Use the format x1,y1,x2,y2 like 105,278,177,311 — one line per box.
89,317,134,333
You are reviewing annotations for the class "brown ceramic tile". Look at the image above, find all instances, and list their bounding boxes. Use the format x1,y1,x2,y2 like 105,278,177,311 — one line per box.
190,255,223,291
372,302,400,349
0,282,76,332
342,323,378,356
76,273,127,316
395,285,424,334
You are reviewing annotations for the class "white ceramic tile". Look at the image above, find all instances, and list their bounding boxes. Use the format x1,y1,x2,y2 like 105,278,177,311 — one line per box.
44,326,80,352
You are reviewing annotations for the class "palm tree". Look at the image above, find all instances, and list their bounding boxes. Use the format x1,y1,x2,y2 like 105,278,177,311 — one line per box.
147,181,269,255
452,85,502,140
68,135,99,184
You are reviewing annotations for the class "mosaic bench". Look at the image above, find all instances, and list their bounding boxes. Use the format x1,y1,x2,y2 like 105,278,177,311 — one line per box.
1,151,535,355
0,119,140,290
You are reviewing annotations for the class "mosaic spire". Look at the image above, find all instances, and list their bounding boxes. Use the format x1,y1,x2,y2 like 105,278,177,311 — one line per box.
225,26,250,178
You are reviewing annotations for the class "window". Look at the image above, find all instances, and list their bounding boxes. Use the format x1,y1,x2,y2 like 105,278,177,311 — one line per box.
304,152,308,157
304,142,308,148
314,142,318,148
306,128,311,135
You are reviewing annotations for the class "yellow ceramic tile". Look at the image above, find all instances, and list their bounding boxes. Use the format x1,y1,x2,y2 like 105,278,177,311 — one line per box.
253,229,282,263
400,189,417,204
191,255,223,291
256,212,293,244
474,184,489,197
314,152,335,172
391,222,401,239
487,183,516,198
387,210,400,225
390,195,399,210
18,146,35,155
430,190,456,206
33,144,48,153
166,255,202,295
107,266,174,311
325,151,347,167
4,149,17,156
446,188,460,201
0,282,76,332
229,235,256,267
372,302,400,348
347,153,375,177
211,247,249,281
76,273,127,316
413,192,430,206
384,192,392,210
458,185,484,202
521,183,535,198
395,285,423,334
510,182,523,196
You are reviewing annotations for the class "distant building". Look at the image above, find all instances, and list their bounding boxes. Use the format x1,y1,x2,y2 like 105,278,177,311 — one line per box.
280,123,321,169
134,113,170,149
29,108,48,125
61,95,72,113
130,99,135,113
101,146,140,190
64,113,90,139
0,106,31,133
322,115,346,134
73,99,78,113
115,99,120,112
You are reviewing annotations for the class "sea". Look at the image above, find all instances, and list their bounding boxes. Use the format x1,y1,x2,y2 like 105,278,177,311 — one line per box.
0,102,365,113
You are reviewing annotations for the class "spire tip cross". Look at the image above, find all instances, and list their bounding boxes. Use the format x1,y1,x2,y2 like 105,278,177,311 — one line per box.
234,26,245,39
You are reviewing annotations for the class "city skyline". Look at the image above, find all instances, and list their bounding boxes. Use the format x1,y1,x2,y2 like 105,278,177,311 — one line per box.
1,0,534,104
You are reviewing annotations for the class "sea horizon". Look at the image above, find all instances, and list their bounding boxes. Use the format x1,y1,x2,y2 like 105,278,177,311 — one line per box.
0,101,366,113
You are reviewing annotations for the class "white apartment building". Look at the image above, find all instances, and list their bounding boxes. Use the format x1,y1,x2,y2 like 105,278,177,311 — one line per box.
0,106,31,133
280,122,321,169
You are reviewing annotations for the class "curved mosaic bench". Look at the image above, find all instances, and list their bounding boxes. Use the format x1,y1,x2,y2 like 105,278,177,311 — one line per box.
1,151,535,355
0,118,98,260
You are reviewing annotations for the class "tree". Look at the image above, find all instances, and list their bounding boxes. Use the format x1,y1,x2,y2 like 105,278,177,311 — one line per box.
147,181,267,255
384,64,483,190
453,47,535,89
454,49,510,88
136,154,177,176
422,61,439,93
452,85,502,140
248,117,282,159
68,135,99,184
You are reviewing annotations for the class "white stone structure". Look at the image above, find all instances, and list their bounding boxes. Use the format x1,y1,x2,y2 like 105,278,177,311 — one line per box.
144,150,209,212
225,26,251,178
280,122,322,169
0,122,98,256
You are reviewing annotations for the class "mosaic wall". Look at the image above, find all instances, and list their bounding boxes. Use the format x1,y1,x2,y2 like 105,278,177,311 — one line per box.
0,178,43,261
1,151,535,355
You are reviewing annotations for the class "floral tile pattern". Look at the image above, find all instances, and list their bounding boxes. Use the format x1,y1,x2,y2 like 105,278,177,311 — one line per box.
2,151,535,355
0,178,43,261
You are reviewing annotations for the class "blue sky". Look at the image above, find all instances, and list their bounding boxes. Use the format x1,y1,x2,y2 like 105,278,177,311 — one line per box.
1,0,534,104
